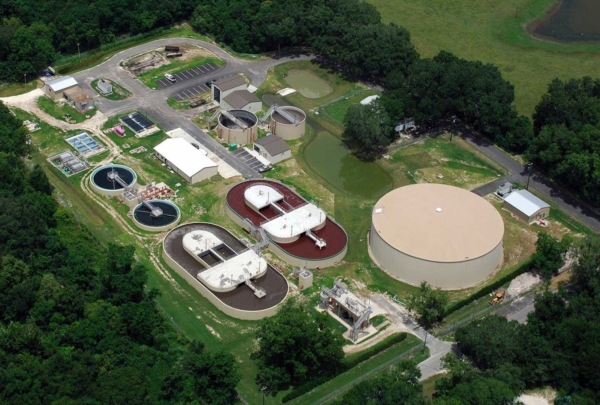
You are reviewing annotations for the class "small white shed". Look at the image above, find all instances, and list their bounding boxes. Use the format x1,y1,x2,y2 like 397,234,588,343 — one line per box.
253,135,291,164
97,79,113,95
503,189,550,224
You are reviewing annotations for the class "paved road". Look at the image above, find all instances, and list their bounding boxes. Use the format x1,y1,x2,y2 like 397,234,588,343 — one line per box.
370,295,454,381
494,292,536,324
70,37,312,179
450,123,600,233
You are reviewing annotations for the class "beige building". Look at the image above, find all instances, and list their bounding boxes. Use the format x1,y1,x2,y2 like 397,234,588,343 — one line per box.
42,76,78,100
503,189,550,224
270,105,306,140
64,86,95,111
212,75,246,103
221,90,262,113
253,135,291,164
153,138,218,184
370,184,504,290
217,109,258,145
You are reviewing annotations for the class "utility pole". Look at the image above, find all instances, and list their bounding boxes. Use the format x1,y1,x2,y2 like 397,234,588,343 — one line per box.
472,299,478,321
261,386,267,405
24,73,27,84
77,42,81,62
526,163,534,190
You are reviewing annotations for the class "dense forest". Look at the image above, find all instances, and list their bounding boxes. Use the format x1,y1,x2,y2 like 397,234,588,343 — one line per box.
0,102,240,404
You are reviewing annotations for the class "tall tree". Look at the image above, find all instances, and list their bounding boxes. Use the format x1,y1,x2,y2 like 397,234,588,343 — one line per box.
343,100,393,161
406,281,448,329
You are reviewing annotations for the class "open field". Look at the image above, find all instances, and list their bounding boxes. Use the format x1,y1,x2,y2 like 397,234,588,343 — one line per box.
0,79,42,97
322,90,381,125
37,96,97,123
368,0,600,116
90,78,132,100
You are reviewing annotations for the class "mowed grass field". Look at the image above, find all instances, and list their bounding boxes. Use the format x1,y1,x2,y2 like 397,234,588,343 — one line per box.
368,0,600,115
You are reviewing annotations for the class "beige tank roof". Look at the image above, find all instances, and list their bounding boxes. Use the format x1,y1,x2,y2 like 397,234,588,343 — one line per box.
371,184,504,263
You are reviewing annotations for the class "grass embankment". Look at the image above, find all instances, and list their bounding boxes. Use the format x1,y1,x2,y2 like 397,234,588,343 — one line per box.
55,24,212,75
0,79,42,97
138,56,224,89
322,89,381,125
368,0,600,116
90,79,132,100
37,96,97,123
287,334,425,404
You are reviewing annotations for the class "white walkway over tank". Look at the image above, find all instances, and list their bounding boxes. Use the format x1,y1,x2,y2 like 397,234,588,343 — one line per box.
183,230,267,293
262,204,325,239
244,184,284,210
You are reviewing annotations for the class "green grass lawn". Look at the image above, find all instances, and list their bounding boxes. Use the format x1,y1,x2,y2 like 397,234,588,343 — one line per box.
37,96,97,123
0,79,41,97
368,0,600,116
322,90,381,125
138,56,224,89
90,78,132,100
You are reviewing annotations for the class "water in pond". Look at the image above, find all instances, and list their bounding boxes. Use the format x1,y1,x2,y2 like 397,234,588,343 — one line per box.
304,131,392,198
533,0,600,42
262,93,392,198
283,70,333,99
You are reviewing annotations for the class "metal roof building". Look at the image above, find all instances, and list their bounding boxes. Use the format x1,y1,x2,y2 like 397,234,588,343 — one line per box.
42,76,78,100
221,89,262,112
370,184,504,289
154,138,218,184
503,189,550,225
212,74,247,104
253,135,291,164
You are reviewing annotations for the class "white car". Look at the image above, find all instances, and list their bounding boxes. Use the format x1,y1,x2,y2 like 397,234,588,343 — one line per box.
164,73,176,83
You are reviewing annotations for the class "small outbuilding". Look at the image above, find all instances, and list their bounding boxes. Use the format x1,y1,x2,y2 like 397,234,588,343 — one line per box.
154,138,218,184
395,118,415,132
212,75,246,104
42,76,78,100
97,79,113,95
221,90,262,112
64,86,95,111
253,135,291,164
503,189,550,225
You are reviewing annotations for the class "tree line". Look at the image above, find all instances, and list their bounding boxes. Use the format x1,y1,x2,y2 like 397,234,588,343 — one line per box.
0,102,240,404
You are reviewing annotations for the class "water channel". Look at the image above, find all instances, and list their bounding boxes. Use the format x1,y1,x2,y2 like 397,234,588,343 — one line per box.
533,0,600,42
262,94,392,199
283,70,333,99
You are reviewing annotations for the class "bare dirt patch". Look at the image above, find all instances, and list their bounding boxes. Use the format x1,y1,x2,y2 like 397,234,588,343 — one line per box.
124,51,169,76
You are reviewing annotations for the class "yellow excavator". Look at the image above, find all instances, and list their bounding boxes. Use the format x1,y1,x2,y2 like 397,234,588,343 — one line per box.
488,290,505,306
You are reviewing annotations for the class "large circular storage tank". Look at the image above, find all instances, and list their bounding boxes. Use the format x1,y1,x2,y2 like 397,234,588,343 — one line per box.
217,109,258,145
91,164,137,197
270,106,306,140
132,200,181,232
369,184,504,290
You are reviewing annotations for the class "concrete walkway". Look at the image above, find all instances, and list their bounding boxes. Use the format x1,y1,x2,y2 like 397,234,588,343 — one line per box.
370,294,453,381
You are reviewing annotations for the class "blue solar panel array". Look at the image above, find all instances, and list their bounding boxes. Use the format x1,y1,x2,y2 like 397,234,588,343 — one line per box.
120,112,155,133
67,133,101,155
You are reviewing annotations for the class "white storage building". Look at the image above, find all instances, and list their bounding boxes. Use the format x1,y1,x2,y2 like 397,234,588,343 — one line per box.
221,90,262,113
42,76,78,100
253,135,291,164
154,138,218,184
212,75,247,104
503,189,550,224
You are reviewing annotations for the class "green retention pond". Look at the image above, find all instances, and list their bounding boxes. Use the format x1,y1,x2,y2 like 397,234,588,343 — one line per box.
284,69,333,99
304,131,392,198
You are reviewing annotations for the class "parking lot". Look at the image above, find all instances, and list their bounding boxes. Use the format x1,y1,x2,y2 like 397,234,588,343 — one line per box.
170,73,238,101
156,61,221,89
232,148,268,173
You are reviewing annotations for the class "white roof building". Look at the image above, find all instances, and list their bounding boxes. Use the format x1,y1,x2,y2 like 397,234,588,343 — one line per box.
153,138,218,184
503,189,550,224
45,76,78,92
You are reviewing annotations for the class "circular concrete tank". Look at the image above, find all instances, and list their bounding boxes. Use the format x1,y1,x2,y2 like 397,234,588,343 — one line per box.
369,184,504,290
132,200,181,232
270,106,306,140
217,109,258,145
91,164,137,197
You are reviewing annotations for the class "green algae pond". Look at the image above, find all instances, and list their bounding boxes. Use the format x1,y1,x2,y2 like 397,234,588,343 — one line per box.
304,131,392,199
283,70,333,99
